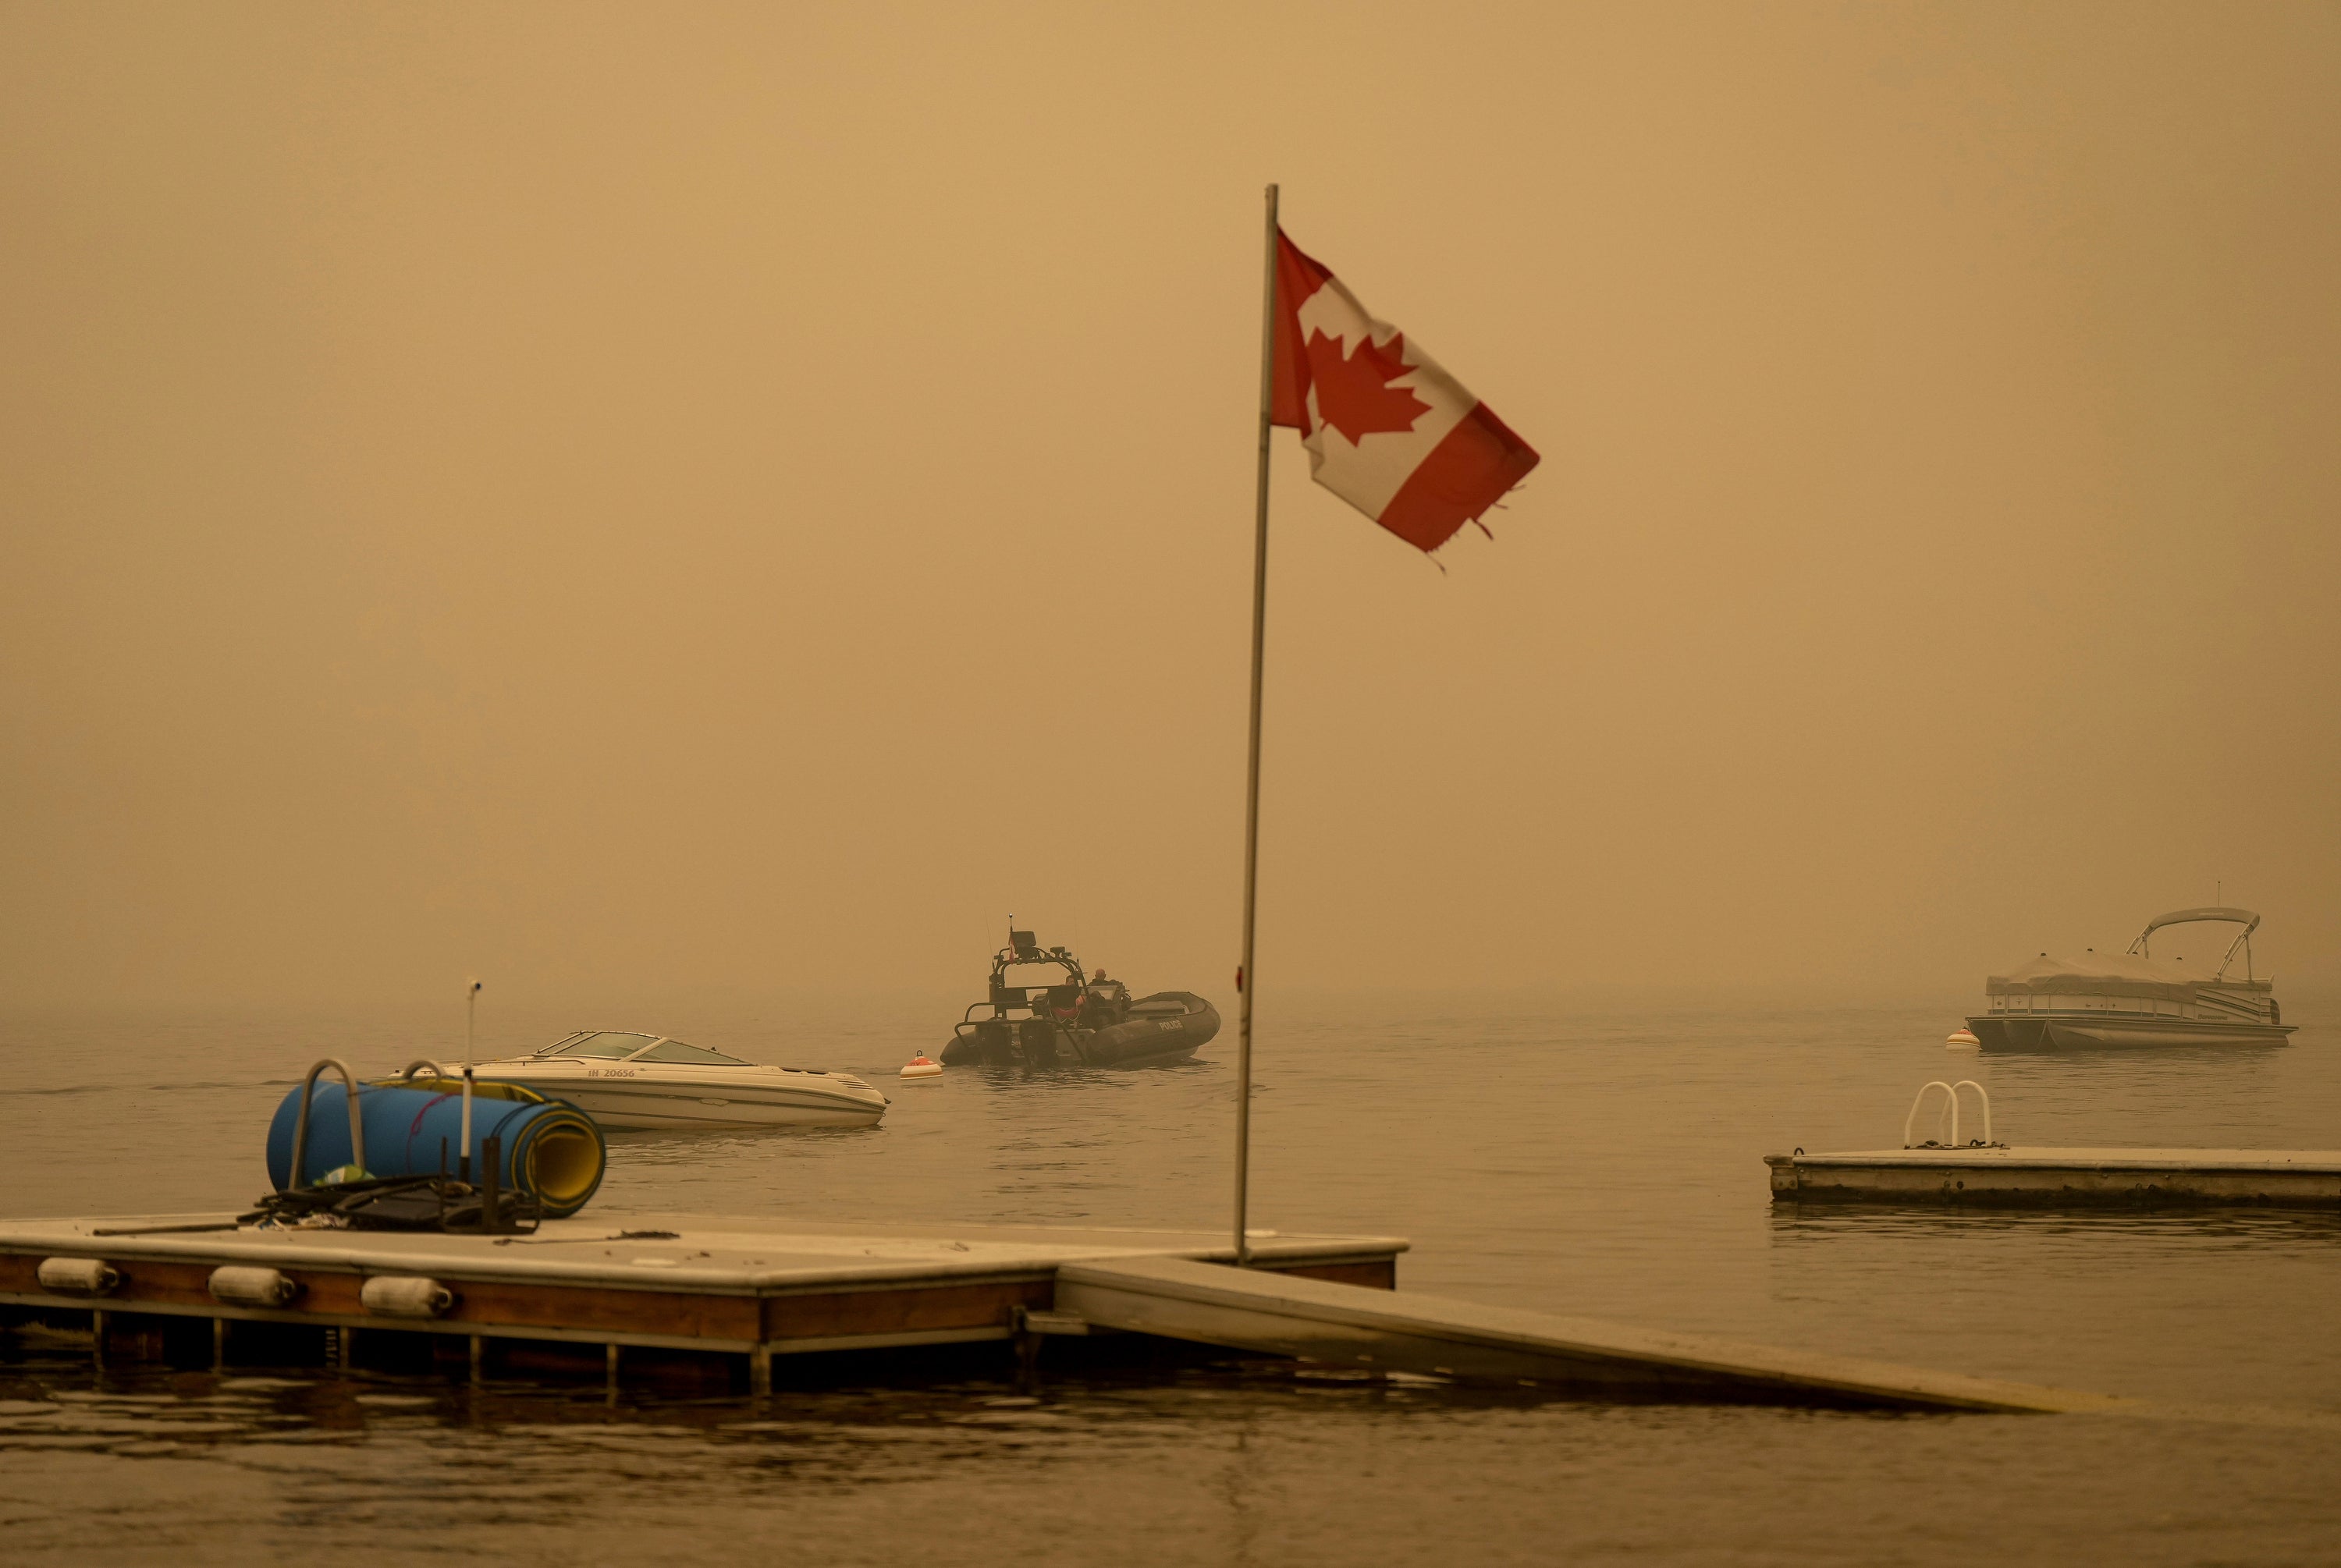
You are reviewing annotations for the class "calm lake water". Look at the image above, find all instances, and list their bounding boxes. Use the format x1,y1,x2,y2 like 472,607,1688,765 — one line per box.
3,991,2338,1566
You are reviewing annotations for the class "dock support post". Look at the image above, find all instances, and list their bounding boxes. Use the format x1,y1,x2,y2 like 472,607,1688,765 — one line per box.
469,1334,484,1385
211,1317,226,1372
750,1343,771,1399
91,1309,105,1371
335,1325,353,1373
605,1343,620,1403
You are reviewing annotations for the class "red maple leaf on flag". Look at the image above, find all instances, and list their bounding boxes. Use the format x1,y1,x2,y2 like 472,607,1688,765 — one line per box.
1302,328,1431,443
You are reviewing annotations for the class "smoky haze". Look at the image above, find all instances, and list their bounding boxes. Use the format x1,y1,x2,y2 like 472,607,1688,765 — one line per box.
2,2,2336,1014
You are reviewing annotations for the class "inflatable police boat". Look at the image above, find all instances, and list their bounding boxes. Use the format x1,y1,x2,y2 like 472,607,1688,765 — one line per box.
940,930,1218,1069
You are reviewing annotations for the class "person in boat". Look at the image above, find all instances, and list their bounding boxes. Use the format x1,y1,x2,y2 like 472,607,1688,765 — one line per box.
1078,968,1131,1029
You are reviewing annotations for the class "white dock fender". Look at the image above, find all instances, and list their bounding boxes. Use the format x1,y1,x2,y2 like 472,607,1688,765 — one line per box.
37,1257,122,1296
208,1265,300,1309
361,1275,456,1318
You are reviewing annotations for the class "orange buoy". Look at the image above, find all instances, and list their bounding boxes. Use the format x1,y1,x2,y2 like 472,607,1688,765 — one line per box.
1946,1027,1980,1049
900,1055,944,1080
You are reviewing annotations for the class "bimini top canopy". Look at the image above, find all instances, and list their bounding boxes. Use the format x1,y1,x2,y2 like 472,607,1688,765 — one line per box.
2129,906,2261,980
2131,906,2257,948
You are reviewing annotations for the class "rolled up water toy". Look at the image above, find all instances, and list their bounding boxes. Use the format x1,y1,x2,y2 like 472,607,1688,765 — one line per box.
265,1076,605,1219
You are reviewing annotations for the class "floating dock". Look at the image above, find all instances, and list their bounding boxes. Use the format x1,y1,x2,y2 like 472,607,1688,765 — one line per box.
0,1213,1398,1390
2,1211,2120,1411
1767,1147,2341,1208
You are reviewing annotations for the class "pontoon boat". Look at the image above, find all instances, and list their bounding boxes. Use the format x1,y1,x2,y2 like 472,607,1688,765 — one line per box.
1965,907,2297,1048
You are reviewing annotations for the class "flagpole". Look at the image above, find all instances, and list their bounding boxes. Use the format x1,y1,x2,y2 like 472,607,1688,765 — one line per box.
1234,183,1279,1268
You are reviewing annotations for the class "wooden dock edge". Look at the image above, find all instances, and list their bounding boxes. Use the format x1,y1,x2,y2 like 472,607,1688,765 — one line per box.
1767,1151,2341,1208
0,1244,1399,1364
1056,1255,2130,1414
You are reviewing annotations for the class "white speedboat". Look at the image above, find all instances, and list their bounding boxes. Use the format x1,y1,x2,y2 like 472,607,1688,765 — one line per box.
467,1031,888,1130
1965,907,2297,1049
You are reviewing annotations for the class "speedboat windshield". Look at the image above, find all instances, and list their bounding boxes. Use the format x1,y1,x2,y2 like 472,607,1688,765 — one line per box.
629,1038,754,1066
539,1031,660,1059
531,1031,756,1066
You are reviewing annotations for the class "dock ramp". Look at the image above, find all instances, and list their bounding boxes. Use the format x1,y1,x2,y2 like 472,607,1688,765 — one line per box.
1056,1255,2125,1413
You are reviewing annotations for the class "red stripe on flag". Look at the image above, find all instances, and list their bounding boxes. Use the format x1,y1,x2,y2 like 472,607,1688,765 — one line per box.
1270,230,1333,429
1374,401,1541,552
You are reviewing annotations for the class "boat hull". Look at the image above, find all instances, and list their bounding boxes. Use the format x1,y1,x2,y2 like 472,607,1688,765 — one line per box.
1964,1014,2296,1050
1086,993,1220,1067
941,992,1220,1070
470,1072,886,1130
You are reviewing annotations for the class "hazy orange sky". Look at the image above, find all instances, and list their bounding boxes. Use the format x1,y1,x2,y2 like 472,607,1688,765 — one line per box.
3,2,2336,1009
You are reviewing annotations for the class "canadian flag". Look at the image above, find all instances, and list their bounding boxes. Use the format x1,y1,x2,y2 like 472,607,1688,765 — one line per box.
1270,230,1539,553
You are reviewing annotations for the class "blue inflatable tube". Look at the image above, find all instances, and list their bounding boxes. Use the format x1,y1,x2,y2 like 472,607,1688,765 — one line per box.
265,1078,606,1218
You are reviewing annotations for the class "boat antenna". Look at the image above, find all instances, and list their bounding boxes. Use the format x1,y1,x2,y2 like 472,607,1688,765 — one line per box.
465,977,483,1063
